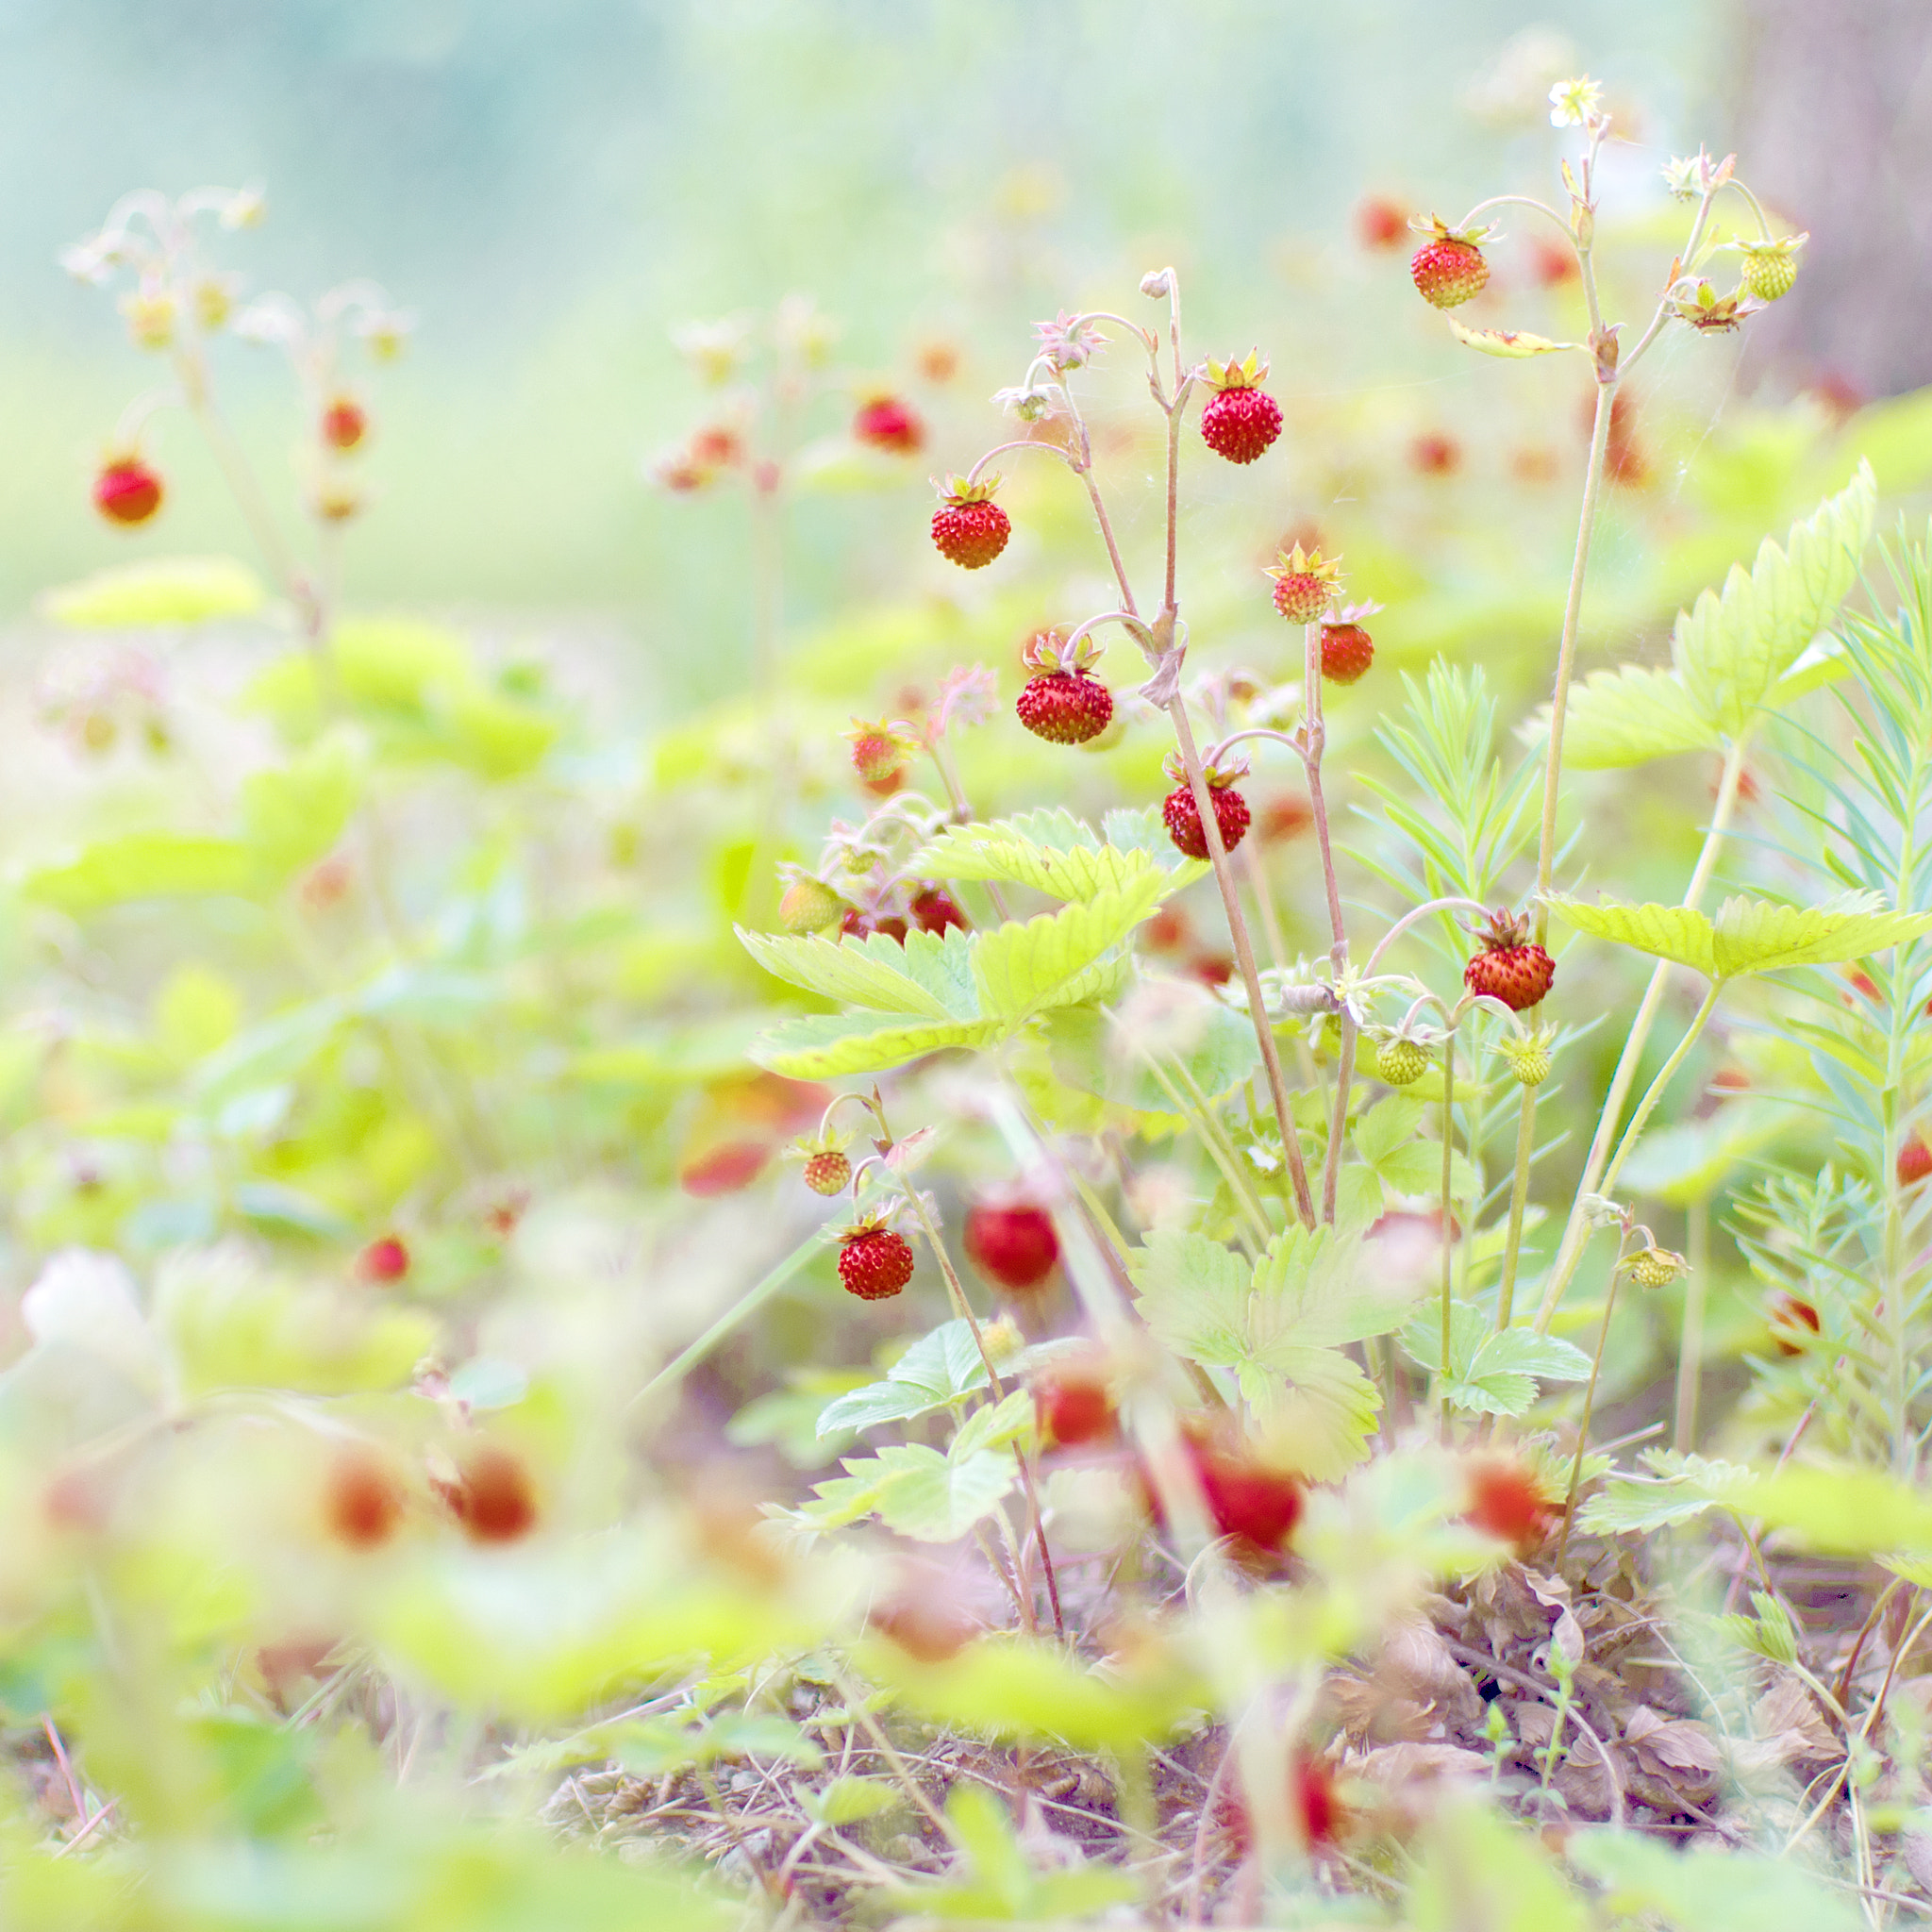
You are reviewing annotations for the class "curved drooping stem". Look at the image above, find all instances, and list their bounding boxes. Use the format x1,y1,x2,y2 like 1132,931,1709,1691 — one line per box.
1361,896,1491,979
963,437,1079,488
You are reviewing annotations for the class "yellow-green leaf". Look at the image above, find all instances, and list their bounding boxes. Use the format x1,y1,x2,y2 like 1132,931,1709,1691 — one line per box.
41,555,266,628
1446,319,1580,358
1543,898,1717,975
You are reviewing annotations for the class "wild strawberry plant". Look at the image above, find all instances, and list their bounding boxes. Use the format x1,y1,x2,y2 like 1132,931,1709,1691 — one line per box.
4,74,1932,1932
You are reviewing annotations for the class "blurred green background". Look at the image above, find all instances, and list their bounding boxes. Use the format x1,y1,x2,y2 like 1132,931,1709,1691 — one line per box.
2,0,1751,709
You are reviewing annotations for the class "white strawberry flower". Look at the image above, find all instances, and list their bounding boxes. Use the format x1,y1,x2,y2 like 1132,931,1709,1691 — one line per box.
1547,75,1603,127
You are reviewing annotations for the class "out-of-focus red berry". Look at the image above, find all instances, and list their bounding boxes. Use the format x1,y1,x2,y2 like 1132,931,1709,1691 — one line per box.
93,458,163,525
1355,196,1408,251
854,396,925,454
963,1201,1059,1291
679,1141,771,1196
325,1448,405,1549
1463,1457,1557,1552
1769,1291,1820,1356
1900,1136,1932,1188
1034,1355,1116,1447
439,1446,537,1543
358,1236,409,1283
322,397,367,450
1410,432,1460,476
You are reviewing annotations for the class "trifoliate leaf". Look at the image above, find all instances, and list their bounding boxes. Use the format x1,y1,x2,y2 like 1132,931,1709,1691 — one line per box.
815,1319,991,1438
1403,1303,1590,1415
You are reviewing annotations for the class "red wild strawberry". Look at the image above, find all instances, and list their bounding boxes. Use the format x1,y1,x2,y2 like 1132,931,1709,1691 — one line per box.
1463,1457,1557,1552
1016,628,1114,744
1410,432,1460,476
441,1445,537,1543
1199,352,1283,465
838,1221,915,1301
1769,1291,1820,1356
1189,954,1235,988
1900,1135,1932,1188
1162,777,1251,860
909,886,969,935
1408,215,1492,308
1291,1757,1342,1849
801,1148,851,1196
964,1200,1059,1291
1034,1354,1115,1447
1462,908,1556,1012
931,474,1010,569
358,1235,409,1283
325,1448,405,1549
93,458,163,525
1266,542,1342,625
840,907,909,943
1320,621,1374,685
322,397,366,451
854,395,924,454
1017,670,1113,744
1186,1432,1304,1557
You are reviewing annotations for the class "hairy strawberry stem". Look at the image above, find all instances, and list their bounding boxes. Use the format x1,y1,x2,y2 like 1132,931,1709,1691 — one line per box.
1045,316,1317,1228
1557,1233,1632,1567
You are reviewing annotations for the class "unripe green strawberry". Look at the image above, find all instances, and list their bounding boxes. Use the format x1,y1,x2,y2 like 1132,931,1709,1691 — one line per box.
1738,235,1806,303
778,875,845,934
1374,1037,1430,1087
1625,1245,1687,1290
1501,1033,1554,1087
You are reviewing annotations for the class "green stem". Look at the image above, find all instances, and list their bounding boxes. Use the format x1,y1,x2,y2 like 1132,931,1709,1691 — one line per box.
1557,1248,1627,1566
1493,377,1616,1322
1674,1194,1709,1453
1597,981,1725,1204
1533,733,1752,1330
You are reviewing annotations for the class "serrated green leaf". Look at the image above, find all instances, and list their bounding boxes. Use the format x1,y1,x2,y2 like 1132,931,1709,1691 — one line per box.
1544,898,1717,975
41,555,266,628
1575,1450,1754,1534
1709,893,1932,975
1674,461,1874,738
1126,1230,1250,1364
1250,1224,1424,1349
815,1319,990,1439
746,1011,1000,1079
737,927,961,1018
1239,1343,1380,1478
1548,663,1722,770
951,1388,1034,1460
1403,1304,1588,1416
869,1443,1018,1541
971,868,1167,1021
911,808,1205,900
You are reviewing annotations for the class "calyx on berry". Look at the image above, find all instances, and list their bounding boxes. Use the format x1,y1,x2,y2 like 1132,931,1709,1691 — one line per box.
1266,542,1343,625
776,868,846,935
1407,214,1498,308
834,1214,917,1301
1624,1242,1689,1290
930,472,1012,569
1734,233,1807,304
843,716,919,785
1500,1027,1557,1088
791,1134,854,1197
1161,745,1249,793
1668,279,1760,334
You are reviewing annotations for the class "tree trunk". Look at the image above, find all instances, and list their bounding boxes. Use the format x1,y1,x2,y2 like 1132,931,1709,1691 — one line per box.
1729,0,1932,401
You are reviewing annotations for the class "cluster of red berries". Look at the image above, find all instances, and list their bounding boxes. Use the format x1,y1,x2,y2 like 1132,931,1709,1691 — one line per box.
324,1441,537,1551
778,870,967,945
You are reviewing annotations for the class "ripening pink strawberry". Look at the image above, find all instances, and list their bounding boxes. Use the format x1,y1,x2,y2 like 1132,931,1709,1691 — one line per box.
93,458,163,525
